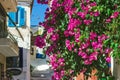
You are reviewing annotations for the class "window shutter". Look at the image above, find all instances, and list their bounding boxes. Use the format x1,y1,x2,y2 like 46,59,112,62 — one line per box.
18,7,26,27
8,6,26,27
8,12,16,27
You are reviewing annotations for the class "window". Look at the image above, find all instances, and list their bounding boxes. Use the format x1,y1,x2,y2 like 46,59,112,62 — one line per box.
6,47,23,68
8,6,26,27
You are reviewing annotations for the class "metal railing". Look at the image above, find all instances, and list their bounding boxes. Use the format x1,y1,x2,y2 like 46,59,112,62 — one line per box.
7,32,18,45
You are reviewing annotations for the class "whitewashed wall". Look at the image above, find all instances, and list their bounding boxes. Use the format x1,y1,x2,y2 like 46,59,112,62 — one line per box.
12,5,31,80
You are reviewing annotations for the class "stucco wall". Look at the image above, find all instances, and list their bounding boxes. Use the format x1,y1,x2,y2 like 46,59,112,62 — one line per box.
12,5,31,80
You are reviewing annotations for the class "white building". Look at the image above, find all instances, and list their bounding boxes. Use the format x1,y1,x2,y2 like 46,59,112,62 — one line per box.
6,0,33,80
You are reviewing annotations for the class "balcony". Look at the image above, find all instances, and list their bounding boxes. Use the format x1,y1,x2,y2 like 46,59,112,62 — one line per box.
0,33,19,57
0,0,17,12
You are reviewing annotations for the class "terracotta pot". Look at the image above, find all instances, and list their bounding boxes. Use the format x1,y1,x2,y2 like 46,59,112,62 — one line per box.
76,69,98,80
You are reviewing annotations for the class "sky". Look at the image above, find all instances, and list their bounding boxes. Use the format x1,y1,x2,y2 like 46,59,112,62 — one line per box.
31,0,48,27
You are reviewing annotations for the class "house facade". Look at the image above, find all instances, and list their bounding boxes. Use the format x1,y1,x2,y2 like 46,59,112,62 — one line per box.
0,0,33,80
7,0,33,80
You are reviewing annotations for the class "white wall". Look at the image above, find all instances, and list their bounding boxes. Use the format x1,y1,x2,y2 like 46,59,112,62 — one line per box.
13,49,30,80
12,5,31,80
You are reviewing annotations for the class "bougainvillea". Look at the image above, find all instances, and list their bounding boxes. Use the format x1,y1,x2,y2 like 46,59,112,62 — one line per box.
36,0,120,80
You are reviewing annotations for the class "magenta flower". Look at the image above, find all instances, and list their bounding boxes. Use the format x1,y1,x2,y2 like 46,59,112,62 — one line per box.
34,36,46,48
47,27,54,33
53,72,61,80
90,2,97,7
69,69,74,74
110,11,119,19
77,12,86,19
92,41,98,49
75,33,80,42
58,58,65,66
105,18,111,23
61,70,65,76
65,39,70,47
68,8,77,18
84,60,92,65
50,54,57,62
83,19,92,25
64,30,70,37
94,11,100,16
68,18,81,30
78,51,88,59
105,48,112,54
51,33,59,41
90,32,97,40
106,57,111,63
65,39,73,51
89,52,98,61
81,3,90,11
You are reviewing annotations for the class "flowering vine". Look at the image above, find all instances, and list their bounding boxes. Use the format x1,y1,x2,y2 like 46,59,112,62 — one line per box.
36,0,120,80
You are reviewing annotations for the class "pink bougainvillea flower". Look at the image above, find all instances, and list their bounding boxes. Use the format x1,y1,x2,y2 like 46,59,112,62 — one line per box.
81,3,90,12
34,36,46,48
64,30,74,37
75,33,80,42
65,39,70,47
69,69,74,74
84,59,92,65
106,57,111,63
65,39,74,51
53,72,61,80
68,18,81,30
68,8,77,18
89,52,98,61
83,19,92,25
77,12,86,19
105,18,111,23
58,58,65,66
50,33,59,41
61,70,65,76
105,48,112,54
94,11,100,17
90,32,97,40
110,11,119,19
90,2,97,7
47,27,54,33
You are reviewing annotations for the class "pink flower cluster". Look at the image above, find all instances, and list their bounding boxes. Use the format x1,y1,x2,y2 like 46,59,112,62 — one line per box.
34,36,46,48
106,11,120,23
36,0,118,79
77,32,110,65
50,54,65,80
